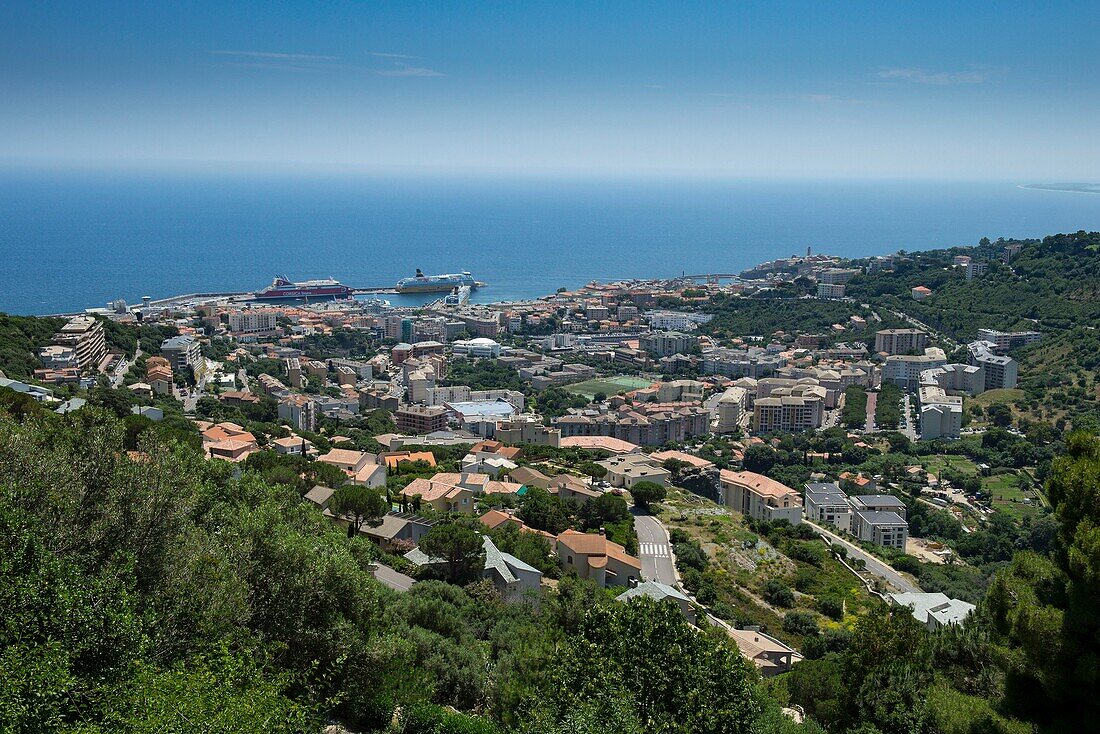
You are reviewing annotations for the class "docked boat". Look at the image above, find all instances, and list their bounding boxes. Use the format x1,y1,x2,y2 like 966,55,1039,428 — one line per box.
396,269,478,293
254,275,353,301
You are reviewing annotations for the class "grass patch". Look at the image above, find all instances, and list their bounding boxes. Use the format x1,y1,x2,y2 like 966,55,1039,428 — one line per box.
983,471,1043,521
923,455,980,477
564,375,654,399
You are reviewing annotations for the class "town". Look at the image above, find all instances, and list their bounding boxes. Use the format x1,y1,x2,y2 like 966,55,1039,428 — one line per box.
1,231,1094,733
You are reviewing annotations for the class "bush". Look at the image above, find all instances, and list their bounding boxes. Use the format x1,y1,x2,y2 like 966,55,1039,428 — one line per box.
783,610,821,637
785,540,826,567
817,596,844,620
673,541,709,573
762,579,796,608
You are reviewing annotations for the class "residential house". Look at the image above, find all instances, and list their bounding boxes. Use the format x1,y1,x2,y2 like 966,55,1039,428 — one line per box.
598,453,671,489
556,529,641,588
550,474,601,506
317,448,386,488
727,627,803,677
890,592,975,630
483,535,543,602
616,581,697,624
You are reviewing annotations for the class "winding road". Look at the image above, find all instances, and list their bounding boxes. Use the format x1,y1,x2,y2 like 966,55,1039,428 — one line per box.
805,519,921,594
633,512,678,586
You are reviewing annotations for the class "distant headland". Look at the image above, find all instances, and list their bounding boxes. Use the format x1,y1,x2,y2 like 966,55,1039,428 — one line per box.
1020,183,1100,194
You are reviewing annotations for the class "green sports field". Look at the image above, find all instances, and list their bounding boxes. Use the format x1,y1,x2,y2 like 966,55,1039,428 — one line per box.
564,375,654,399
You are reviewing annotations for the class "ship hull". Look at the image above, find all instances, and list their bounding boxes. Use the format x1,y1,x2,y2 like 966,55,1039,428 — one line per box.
254,287,352,300
395,283,466,293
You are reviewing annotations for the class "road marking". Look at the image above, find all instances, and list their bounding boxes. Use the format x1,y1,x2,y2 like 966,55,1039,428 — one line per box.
640,543,669,557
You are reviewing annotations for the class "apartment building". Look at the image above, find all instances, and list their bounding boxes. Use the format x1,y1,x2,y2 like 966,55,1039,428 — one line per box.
278,393,317,432
494,417,561,447
640,331,694,357
851,509,908,549
719,470,803,524
976,329,1042,352
228,309,278,335
702,347,786,379
160,335,202,372
817,282,846,299
919,398,962,440
919,363,982,395
820,267,861,284
803,482,851,531
553,404,710,446
50,316,107,371
395,405,448,434
965,261,988,281
753,382,826,433
716,386,748,433
882,347,947,389
874,328,928,355
645,310,714,331
967,341,1019,390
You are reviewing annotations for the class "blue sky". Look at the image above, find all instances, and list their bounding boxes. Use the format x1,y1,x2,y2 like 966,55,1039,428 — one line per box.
3,1,1098,179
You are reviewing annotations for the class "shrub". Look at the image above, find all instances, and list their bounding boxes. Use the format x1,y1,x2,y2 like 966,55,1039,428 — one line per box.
762,579,796,608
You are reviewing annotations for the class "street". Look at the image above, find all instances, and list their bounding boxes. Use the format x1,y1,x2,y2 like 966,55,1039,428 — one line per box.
864,390,877,432
901,394,919,441
805,519,922,594
109,345,142,388
633,512,678,585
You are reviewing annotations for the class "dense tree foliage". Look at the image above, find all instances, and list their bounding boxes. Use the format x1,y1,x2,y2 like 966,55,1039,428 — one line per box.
443,359,524,392
0,406,818,733
0,313,64,379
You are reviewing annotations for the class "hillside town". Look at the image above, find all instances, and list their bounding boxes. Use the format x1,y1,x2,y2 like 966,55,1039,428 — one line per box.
2,233,1095,734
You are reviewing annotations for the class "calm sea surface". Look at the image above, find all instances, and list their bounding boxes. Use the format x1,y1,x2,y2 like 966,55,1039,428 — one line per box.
2,169,1099,315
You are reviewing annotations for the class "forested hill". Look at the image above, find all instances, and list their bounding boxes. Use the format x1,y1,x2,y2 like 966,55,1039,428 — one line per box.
846,231,1100,339
844,232,1100,429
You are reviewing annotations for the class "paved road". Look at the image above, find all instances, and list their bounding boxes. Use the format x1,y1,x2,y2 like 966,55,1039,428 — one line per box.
371,563,417,592
805,519,921,594
110,346,142,388
633,512,678,585
865,390,877,432
901,394,919,441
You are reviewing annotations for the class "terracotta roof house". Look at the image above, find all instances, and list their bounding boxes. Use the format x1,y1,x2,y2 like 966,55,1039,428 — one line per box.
470,439,522,460
200,422,258,462
550,474,601,505
318,448,386,488
479,510,556,540
381,451,437,469
273,435,312,456
726,627,803,676
559,436,641,454
556,529,641,589
400,476,477,514
649,450,715,471
508,466,553,490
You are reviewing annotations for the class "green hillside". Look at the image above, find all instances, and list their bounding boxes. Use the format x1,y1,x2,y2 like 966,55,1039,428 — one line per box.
0,313,65,380
847,232,1100,429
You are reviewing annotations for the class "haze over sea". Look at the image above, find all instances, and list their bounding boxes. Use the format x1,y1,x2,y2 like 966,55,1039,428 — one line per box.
2,168,1099,316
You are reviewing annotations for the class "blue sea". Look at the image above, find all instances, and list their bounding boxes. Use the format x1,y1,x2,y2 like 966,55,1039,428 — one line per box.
2,168,1100,315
